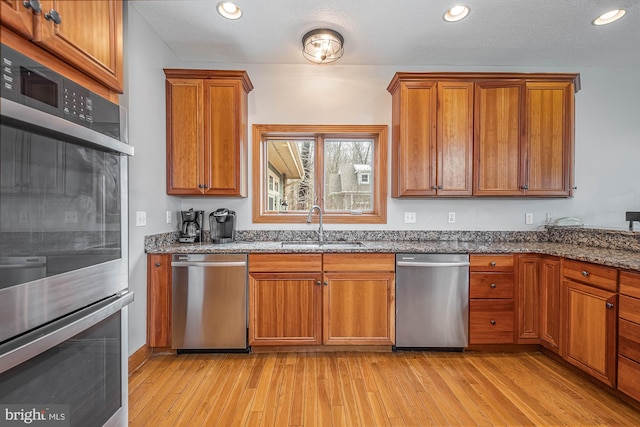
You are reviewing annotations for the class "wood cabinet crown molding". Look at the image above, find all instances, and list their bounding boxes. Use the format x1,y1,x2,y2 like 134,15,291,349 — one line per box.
164,68,254,92
387,72,581,94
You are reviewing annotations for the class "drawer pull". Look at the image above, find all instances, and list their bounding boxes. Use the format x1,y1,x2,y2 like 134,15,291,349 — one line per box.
490,283,497,288
606,302,614,309
490,261,497,267
582,270,590,277
490,320,496,325
155,262,161,267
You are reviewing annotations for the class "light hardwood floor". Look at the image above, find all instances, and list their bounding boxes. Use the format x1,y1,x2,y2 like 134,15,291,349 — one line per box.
129,351,640,426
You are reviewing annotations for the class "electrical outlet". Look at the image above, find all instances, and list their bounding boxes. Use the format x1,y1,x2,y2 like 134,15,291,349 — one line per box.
525,213,533,225
166,210,172,224
404,212,416,223
448,212,455,223
136,211,147,227
64,211,78,224
19,211,29,224
546,212,554,224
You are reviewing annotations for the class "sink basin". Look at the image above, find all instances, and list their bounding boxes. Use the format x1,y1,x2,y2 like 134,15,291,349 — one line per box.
281,241,365,249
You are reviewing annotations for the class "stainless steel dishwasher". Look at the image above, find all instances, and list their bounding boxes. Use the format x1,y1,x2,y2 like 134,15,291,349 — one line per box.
171,253,248,351
395,253,470,350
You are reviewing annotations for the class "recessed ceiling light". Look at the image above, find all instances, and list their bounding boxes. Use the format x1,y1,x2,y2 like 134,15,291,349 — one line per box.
444,5,470,22
217,1,242,20
593,9,626,25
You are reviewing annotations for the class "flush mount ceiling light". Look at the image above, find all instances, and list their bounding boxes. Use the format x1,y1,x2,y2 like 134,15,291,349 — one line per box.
593,9,626,25
444,5,470,22
217,1,242,20
302,29,344,64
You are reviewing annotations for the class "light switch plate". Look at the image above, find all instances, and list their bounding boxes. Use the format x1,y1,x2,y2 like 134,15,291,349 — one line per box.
448,212,455,223
166,210,172,224
525,213,533,224
136,211,147,227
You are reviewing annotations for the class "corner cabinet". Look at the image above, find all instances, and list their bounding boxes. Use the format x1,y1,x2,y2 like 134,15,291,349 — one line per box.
1,0,124,93
387,73,579,198
164,69,253,197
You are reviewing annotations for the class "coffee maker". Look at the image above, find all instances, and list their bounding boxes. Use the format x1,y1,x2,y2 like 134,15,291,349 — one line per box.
179,209,204,243
209,208,236,244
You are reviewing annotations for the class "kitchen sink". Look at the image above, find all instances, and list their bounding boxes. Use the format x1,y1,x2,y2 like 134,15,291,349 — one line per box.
281,241,365,249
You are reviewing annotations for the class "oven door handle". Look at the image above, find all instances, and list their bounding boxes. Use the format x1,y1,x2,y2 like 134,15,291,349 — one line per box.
0,291,134,374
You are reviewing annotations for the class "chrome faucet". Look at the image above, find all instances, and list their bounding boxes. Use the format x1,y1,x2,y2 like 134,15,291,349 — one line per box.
306,205,324,243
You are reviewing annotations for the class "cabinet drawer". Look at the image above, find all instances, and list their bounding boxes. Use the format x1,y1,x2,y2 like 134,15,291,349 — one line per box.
619,319,640,362
323,253,395,272
470,273,514,298
470,254,513,272
620,271,640,299
563,259,618,292
249,254,322,272
618,355,640,402
620,295,640,324
469,299,514,344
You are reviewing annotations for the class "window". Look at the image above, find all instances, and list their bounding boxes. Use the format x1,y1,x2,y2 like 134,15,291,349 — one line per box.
252,125,388,224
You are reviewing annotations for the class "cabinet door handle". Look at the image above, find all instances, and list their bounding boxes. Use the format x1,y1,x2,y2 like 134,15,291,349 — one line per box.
203,184,208,189
490,320,496,325
437,185,443,190
22,0,42,13
323,281,328,286
606,302,614,309
431,185,438,190
490,283,497,288
521,185,529,190
155,262,161,267
44,9,62,24
581,270,590,277
316,281,321,286
198,184,204,188
490,261,497,267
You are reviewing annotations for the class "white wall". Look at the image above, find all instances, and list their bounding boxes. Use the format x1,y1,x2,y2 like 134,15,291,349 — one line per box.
125,5,640,353
123,5,182,355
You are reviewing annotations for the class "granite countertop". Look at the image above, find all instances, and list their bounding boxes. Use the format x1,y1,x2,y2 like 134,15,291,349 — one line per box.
146,239,640,271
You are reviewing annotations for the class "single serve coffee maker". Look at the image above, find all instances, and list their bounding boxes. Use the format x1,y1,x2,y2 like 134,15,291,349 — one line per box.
209,208,236,243
179,208,204,243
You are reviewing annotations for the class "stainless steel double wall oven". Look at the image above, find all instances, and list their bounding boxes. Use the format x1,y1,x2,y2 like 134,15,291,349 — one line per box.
0,44,134,426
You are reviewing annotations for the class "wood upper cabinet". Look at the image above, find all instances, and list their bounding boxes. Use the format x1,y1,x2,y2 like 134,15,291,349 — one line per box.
33,0,123,93
563,260,618,387
1,0,123,93
1,0,36,39
524,82,575,196
165,69,253,196
539,256,562,353
387,73,579,198
388,77,473,197
147,254,172,348
474,80,525,196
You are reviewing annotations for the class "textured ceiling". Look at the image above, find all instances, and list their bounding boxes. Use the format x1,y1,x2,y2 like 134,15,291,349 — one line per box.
130,0,640,67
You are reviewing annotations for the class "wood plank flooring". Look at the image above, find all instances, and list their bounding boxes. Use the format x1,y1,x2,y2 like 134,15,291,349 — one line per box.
128,351,640,426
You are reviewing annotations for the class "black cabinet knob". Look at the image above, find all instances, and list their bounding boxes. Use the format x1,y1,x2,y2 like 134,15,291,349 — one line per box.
22,0,42,13
490,320,496,325
490,261,497,267
155,262,161,267
44,9,62,24
490,283,497,288
606,302,614,309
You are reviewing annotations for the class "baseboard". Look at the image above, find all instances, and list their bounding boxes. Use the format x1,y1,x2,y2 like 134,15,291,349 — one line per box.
251,345,393,353
128,344,151,375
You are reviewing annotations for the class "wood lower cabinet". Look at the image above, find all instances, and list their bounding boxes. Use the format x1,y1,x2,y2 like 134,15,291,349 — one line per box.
469,254,515,344
249,253,395,346
147,254,172,348
617,271,640,401
517,255,540,343
165,69,253,196
563,260,618,387
539,256,562,353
